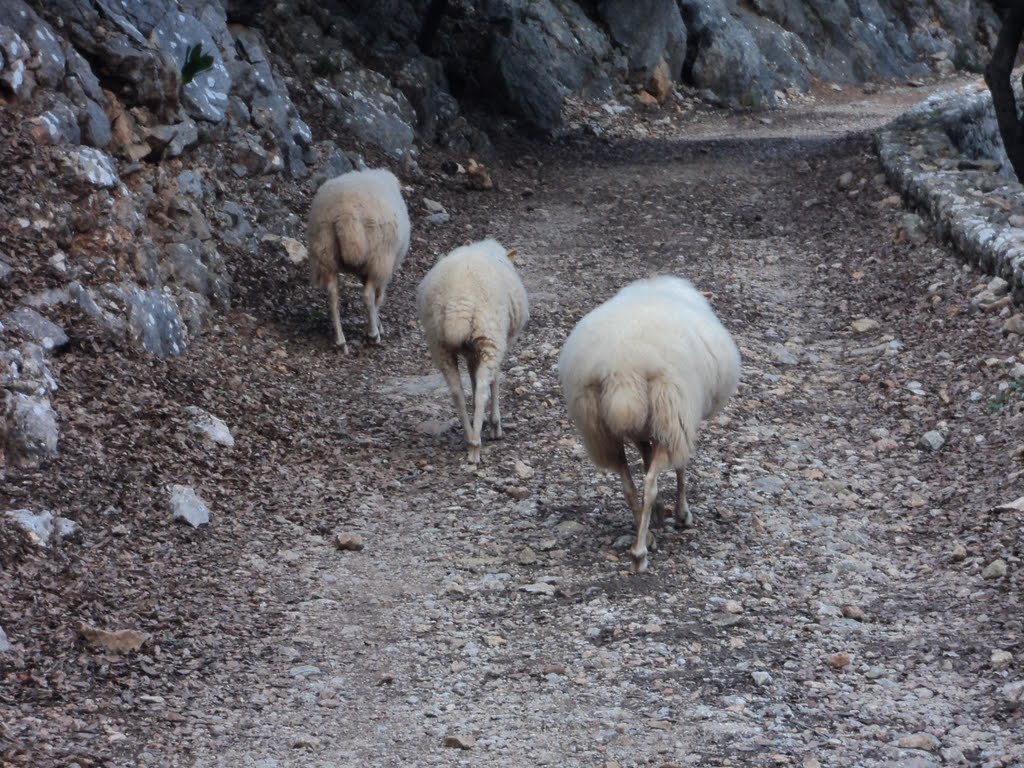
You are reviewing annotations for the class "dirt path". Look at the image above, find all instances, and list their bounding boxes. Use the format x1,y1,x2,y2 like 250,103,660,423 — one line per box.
3,85,1022,768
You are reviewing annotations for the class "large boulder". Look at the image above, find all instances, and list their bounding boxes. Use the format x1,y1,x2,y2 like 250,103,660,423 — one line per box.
486,0,618,135
597,0,687,80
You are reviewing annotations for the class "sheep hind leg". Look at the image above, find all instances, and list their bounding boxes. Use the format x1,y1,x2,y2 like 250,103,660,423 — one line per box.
363,282,381,344
637,440,668,528
489,376,502,439
439,353,472,444
630,445,669,574
373,284,386,339
467,362,493,464
325,273,348,353
613,445,641,526
675,467,693,528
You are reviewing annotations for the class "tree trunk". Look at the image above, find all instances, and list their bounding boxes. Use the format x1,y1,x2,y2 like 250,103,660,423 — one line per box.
985,6,1024,181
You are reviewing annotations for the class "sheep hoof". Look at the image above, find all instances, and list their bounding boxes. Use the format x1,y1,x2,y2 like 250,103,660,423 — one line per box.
367,332,382,345
646,531,657,551
491,424,503,440
467,444,481,464
335,340,350,354
630,551,649,574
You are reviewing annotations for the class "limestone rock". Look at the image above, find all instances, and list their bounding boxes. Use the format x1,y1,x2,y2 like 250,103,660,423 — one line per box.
2,307,68,350
169,485,210,527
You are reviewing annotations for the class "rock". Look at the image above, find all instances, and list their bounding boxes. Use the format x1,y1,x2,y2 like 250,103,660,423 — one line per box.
850,318,879,335
147,118,199,159
32,103,81,145
2,307,68,350
423,198,446,214
514,460,535,480
597,1,686,79
66,147,119,188
1002,679,1024,706
4,509,77,547
466,159,493,190
918,431,944,451
0,624,9,652
950,542,968,562
0,260,11,283
723,600,743,614
901,213,928,243
0,25,30,96
518,547,538,565
636,90,658,106
897,732,940,751
751,670,772,686
335,533,365,552
555,520,586,534
313,72,415,160
6,394,59,466
281,237,307,265
76,621,149,653
842,605,865,621
988,276,1010,297
995,497,1024,512
520,582,557,596
443,734,475,750
185,406,234,447
151,11,230,122
769,343,799,366
991,650,1013,670
827,652,851,669
105,283,188,356
169,485,211,527
647,58,672,102
487,0,616,135
837,171,855,190
982,559,1007,579
424,212,450,225
81,99,112,149
1003,315,1024,336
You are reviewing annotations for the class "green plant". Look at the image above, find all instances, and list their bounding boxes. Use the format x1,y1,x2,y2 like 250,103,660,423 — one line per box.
987,379,1024,413
181,44,214,86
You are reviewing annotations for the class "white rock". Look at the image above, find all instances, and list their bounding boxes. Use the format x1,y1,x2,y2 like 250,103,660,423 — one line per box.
185,406,235,447
423,198,446,214
1001,679,1024,705
4,509,77,547
0,624,10,652
850,318,879,335
513,460,535,480
918,431,944,451
991,650,1013,670
987,276,1010,297
751,670,772,686
169,485,211,527
982,559,1007,579
281,237,307,265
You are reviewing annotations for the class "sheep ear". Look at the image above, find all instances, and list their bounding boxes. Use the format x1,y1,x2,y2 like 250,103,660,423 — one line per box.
506,249,518,262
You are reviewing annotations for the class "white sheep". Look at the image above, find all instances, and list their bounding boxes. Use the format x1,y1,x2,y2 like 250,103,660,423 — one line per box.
558,276,740,572
417,239,529,463
308,168,410,352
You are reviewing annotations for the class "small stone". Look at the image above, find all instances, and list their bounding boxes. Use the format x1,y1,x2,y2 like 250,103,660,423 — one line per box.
837,171,855,190
518,547,538,565
988,276,1010,297
751,670,772,686
827,652,851,669
555,520,586,534
4,509,76,547
281,237,307,265
335,533,365,552
1002,314,1024,336
901,213,928,243
842,605,865,621
647,58,671,102
513,460,535,480
897,732,940,751
443,735,475,750
0,624,10,653
803,759,822,768
520,582,557,596
185,406,234,447
504,485,531,500
636,90,658,106
541,664,566,676
991,650,1013,670
465,159,492,191
850,318,879,335
950,542,968,562
168,485,211,527
288,665,322,678
770,343,799,366
723,600,743,614
423,198,446,214
982,559,1007,579
918,431,944,451
1001,679,1024,705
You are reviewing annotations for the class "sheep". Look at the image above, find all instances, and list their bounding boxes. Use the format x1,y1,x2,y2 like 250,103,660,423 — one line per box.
558,276,740,573
307,168,410,352
417,239,530,463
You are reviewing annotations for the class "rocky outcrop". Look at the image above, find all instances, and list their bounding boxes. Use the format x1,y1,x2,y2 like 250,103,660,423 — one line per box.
877,84,1024,306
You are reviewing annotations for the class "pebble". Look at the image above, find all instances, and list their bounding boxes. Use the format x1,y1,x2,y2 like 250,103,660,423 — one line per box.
827,652,851,669
982,559,1007,579
991,650,1013,670
850,318,879,335
897,732,940,751
443,734,475,750
837,171,855,190
169,485,210,527
751,670,772,686
1003,314,1024,336
518,547,538,565
723,600,743,614
0,624,9,653
335,533,365,552
185,406,235,448
918,431,944,451
842,605,865,621
1001,679,1024,705
513,460,535,480
950,542,968,562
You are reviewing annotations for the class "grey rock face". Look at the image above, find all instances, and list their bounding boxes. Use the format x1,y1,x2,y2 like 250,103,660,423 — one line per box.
151,10,230,122
597,0,687,78
487,0,617,135
2,307,68,350
66,147,119,188
101,283,187,357
33,102,81,144
5,394,59,466
0,24,30,96
314,69,417,159
0,623,9,652
3,509,78,547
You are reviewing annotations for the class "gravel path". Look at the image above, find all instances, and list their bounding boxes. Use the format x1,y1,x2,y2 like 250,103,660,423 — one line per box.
3,86,1022,767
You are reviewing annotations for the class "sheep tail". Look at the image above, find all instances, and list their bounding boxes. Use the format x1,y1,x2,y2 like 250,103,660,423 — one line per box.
310,213,369,287
599,371,648,440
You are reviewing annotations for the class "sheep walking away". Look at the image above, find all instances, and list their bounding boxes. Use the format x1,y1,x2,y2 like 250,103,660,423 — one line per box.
307,168,410,352
417,239,529,463
558,276,740,572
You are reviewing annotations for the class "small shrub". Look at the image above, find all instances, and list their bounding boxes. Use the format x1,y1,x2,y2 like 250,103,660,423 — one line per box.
181,44,215,86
